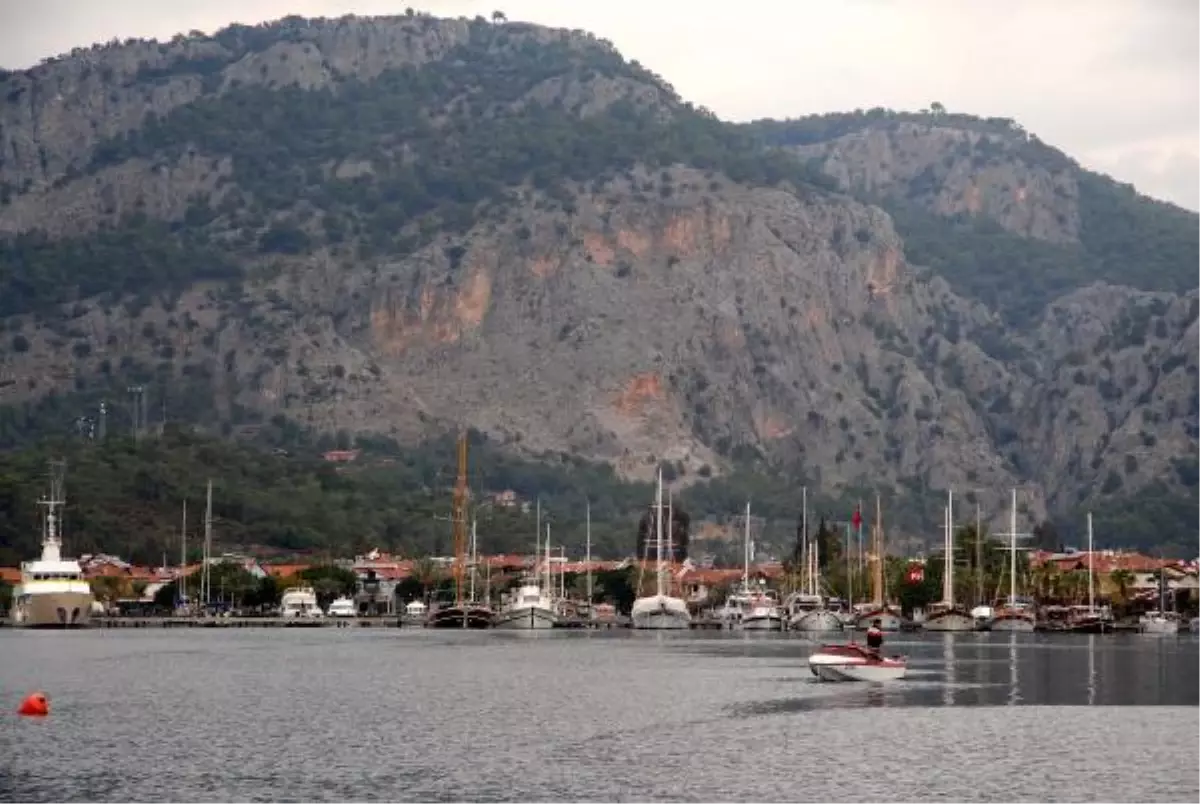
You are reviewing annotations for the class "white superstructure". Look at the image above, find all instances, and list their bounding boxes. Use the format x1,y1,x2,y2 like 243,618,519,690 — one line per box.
280,586,322,618
11,465,94,628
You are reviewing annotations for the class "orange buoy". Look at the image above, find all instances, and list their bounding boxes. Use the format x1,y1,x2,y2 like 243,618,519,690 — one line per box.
17,692,49,717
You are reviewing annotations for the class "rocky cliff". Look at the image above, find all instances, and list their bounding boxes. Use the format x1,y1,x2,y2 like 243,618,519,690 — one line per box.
0,14,1195,546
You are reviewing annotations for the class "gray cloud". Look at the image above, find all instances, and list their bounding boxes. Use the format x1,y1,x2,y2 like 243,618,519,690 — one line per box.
1,0,1195,210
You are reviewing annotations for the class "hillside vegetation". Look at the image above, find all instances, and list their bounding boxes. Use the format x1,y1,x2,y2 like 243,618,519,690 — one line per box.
0,15,1195,557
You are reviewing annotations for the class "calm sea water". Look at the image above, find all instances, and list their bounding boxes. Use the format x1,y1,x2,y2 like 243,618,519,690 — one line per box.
1,630,1196,803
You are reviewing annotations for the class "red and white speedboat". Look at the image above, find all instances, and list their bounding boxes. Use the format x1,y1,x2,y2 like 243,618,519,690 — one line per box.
808,643,907,683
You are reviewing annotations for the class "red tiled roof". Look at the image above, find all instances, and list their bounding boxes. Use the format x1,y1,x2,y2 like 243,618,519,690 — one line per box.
0,567,20,584
265,564,311,579
1032,551,1172,575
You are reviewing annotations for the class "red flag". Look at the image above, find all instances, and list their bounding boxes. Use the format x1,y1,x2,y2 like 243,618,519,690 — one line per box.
907,563,925,584
851,506,862,529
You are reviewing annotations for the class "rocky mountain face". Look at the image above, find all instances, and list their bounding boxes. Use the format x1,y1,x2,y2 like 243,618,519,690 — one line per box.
0,13,1195,546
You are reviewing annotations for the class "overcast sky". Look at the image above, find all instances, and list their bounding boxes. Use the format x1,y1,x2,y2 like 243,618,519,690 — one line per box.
2,0,1196,210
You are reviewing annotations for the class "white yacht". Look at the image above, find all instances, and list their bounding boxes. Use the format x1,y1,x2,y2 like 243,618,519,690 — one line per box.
11,468,94,629
741,590,785,631
494,507,559,629
495,582,558,629
630,471,691,630
327,597,357,618
280,586,322,618
787,593,844,632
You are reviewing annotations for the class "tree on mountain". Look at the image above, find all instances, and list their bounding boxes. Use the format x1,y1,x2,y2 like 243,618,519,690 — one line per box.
492,10,507,22
929,101,946,116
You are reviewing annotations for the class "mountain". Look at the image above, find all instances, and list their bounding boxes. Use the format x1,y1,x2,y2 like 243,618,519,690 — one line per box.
0,12,1195,556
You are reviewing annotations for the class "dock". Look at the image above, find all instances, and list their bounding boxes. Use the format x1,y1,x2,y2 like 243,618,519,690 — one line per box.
91,616,403,629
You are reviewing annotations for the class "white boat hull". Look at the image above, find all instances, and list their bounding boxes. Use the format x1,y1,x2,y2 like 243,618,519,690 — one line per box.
741,614,784,631
790,610,844,632
631,595,691,630
989,614,1036,632
493,606,558,630
854,610,903,631
11,590,94,628
808,648,907,682
922,611,977,632
1139,617,1178,635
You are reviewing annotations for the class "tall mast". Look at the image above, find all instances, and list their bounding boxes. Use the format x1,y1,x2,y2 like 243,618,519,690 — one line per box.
451,433,469,606
801,487,809,595
1086,511,1095,611
666,489,674,598
975,501,982,606
743,501,751,590
535,497,542,586
469,515,478,602
545,523,552,597
203,479,213,606
179,499,187,607
585,500,593,610
872,493,884,606
946,489,955,607
1009,488,1017,603
845,521,853,606
654,469,664,597
943,503,951,604
856,498,865,603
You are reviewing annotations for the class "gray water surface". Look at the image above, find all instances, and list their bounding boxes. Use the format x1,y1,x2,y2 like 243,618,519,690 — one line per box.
1,630,1196,802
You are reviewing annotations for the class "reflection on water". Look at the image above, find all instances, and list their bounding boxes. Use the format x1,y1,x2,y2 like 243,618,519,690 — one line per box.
1,629,1196,803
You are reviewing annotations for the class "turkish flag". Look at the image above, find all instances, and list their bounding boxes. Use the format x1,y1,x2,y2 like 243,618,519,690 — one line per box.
907,564,925,584
851,506,862,529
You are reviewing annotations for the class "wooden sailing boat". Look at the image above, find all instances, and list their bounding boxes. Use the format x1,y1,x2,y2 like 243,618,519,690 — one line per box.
986,488,1036,631
854,493,902,631
426,432,494,628
924,489,976,631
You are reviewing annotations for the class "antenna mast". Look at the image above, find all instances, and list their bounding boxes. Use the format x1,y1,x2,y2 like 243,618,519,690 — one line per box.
452,432,469,606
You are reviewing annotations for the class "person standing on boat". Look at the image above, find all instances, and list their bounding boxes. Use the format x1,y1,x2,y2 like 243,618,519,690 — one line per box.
865,619,884,656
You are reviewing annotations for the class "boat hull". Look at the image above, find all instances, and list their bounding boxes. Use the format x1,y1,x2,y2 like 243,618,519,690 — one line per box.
1138,618,1178,635
425,605,494,629
493,606,558,630
922,610,977,632
989,613,1036,632
741,614,784,632
854,610,903,631
631,594,691,630
1063,618,1113,634
11,590,94,628
808,645,907,682
790,610,844,632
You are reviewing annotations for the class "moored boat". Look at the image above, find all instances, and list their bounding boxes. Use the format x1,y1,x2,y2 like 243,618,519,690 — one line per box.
630,471,691,630
808,643,907,682
922,490,976,632
741,592,784,631
10,462,95,629
923,602,977,632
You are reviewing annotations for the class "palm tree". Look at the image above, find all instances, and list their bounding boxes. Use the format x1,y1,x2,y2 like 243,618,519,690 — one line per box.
1109,569,1135,607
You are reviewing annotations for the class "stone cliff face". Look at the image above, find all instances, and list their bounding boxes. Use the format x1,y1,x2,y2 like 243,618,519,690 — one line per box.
787,121,1080,243
0,15,1195,538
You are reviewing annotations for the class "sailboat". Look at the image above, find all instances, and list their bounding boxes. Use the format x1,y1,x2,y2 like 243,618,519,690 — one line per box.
787,487,843,632
1064,512,1112,633
739,502,784,631
494,511,559,630
426,434,494,629
923,490,976,631
987,489,1036,632
630,470,691,630
853,494,902,631
1138,555,1178,635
